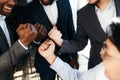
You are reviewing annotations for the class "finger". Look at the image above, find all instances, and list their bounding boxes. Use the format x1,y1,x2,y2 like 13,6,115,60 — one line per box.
44,39,51,44
26,23,30,31
27,23,33,31
16,24,25,33
48,40,55,49
41,25,47,36
41,43,49,50
34,23,40,31
38,24,43,33
48,27,56,36
43,28,47,37
34,23,39,27
31,24,37,33
39,45,46,51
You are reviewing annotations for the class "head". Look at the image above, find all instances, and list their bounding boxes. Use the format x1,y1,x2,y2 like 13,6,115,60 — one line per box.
87,0,100,5
100,17,120,61
40,0,54,5
0,0,17,16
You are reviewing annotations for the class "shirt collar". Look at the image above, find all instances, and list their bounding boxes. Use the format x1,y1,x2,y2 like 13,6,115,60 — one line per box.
39,0,58,6
0,14,6,20
95,0,114,11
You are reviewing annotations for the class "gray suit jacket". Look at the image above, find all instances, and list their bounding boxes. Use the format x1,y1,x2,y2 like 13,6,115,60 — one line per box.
0,22,28,80
0,41,27,80
59,0,120,69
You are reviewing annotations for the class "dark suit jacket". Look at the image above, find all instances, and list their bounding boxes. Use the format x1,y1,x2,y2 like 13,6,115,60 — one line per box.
0,20,28,80
24,0,76,75
59,0,120,69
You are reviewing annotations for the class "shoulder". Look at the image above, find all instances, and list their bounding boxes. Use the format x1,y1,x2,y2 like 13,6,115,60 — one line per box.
57,0,70,5
78,4,94,14
77,4,95,17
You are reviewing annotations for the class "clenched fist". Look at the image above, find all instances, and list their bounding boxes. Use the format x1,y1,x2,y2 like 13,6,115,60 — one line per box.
38,39,56,64
17,23,38,47
48,26,63,46
34,23,47,42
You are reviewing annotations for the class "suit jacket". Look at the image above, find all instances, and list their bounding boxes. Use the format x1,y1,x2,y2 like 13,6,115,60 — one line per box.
59,0,120,69
0,20,28,80
24,0,76,75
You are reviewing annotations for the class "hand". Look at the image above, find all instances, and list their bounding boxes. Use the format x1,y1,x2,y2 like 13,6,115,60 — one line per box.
48,26,63,46
38,39,56,64
34,23,47,41
17,23,38,47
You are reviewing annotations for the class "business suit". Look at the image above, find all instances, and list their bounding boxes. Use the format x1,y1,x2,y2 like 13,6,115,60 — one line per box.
24,0,77,79
59,0,120,69
0,20,28,80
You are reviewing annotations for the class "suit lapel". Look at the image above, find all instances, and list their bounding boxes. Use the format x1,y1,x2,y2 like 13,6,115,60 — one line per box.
114,0,120,16
81,4,107,43
88,5,106,37
5,20,14,45
34,0,53,31
56,0,67,30
56,0,62,30
0,26,9,46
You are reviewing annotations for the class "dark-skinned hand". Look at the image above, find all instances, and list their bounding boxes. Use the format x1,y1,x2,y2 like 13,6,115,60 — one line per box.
34,23,47,42
16,23,38,47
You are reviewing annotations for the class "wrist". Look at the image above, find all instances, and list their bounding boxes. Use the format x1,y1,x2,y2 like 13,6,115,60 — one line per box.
20,39,29,47
46,54,57,64
56,39,63,47
18,40,28,50
57,39,63,47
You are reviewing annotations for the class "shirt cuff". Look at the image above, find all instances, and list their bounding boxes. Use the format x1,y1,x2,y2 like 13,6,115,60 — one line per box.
18,39,28,50
50,57,64,71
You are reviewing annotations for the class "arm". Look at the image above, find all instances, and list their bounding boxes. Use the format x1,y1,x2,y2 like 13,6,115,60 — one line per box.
0,41,27,72
48,9,89,53
48,26,88,53
50,57,82,80
38,39,82,80
51,59,108,80
0,23,38,72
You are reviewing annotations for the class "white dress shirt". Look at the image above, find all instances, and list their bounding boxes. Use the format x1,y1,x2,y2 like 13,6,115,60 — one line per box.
40,0,58,25
95,0,116,33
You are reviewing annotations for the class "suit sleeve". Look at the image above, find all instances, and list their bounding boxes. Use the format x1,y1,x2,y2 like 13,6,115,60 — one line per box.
0,41,28,72
63,0,78,58
59,10,88,53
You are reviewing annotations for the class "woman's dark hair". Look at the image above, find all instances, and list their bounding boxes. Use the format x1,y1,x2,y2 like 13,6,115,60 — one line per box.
106,20,120,51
